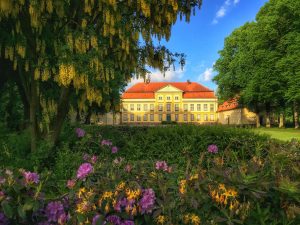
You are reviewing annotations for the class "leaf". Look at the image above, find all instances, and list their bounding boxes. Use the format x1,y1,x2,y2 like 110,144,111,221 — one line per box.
1,201,13,218
17,205,26,219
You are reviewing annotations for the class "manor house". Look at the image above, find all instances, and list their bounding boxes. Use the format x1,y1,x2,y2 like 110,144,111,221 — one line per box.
121,81,218,124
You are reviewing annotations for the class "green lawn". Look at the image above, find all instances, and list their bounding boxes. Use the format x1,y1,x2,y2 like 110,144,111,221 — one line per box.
253,128,300,141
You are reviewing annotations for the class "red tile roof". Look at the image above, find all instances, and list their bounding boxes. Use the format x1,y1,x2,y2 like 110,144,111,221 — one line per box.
217,98,239,112
122,82,216,99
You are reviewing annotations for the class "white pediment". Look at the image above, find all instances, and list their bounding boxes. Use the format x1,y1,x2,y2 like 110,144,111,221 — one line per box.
155,85,183,93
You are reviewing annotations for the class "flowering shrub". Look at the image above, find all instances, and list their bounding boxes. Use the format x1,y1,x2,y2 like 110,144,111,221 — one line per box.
0,127,299,224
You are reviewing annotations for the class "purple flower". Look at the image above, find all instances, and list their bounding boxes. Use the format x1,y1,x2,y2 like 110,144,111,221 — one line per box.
208,144,218,154
23,171,39,185
83,153,90,161
58,213,69,224
0,212,8,225
45,201,65,222
91,155,98,164
0,191,4,200
75,128,85,138
111,146,119,154
139,188,156,214
77,163,93,180
92,214,101,225
155,161,169,171
67,179,76,189
125,164,132,173
113,157,124,164
101,139,112,146
106,215,121,225
121,221,134,225
0,177,5,185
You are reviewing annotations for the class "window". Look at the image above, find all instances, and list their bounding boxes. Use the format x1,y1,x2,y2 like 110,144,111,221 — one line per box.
197,114,201,121
174,96,179,101
144,104,148,111
204,104,208,111
158,96,163,101
210,104,214,112
210,114,214,121
204,114,208,121
158,104,163,111
166,103,171,111
143,114,148,121
123,113,128,121
159,114,163,121
183,114,187,121
130,114,134,121
166,96,171,101
184,104,188,111
197,104,201,111
137,115,141,121
190,104,194,111
150,104,154,111
191,114,194,121
130,104,134,111
137,104,141,111
175,104,179,112
175,114,179,121
150,114,154,121
123,104,128,112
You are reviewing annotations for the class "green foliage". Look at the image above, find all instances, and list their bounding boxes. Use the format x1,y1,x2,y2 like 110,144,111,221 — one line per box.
214,0,300,127
0,126,299,224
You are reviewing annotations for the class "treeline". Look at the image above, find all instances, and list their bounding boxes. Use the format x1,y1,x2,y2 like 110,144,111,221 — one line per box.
214,0,300,128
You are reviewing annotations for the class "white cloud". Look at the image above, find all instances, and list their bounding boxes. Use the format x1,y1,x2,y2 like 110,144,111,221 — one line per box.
234,0,240,5
216,7,226,18
127,69,185,87
212,0,241,24
199,68,214,82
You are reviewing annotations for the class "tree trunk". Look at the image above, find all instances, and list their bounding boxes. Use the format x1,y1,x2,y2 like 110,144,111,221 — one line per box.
51,87,71,146
76,108,81,122
30,80,38,152
279,113,285,128
84,107,92,124
265,103,271,128
294,102,299,129
256,114,261,128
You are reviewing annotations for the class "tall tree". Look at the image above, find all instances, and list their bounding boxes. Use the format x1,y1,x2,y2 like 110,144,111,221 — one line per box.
0,0,202,150
214,0,300,128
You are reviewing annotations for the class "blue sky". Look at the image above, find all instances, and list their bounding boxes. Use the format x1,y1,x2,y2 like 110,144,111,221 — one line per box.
129,0,269,91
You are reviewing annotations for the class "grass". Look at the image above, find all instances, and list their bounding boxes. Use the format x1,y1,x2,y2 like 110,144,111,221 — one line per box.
253,127,300,141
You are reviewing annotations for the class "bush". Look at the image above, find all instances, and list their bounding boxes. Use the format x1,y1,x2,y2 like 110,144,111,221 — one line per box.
0,138,299,224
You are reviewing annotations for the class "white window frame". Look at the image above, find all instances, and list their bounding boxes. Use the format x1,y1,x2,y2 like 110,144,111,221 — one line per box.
144,104,148,111
190,104,194,111
130,104,134,111
150,114,154,121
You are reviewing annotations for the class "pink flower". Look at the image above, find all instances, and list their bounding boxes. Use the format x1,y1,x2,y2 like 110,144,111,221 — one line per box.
111,146,119,154
155,161,169,172
125,164,132,173
77,163,93,180
208,144,218,154
67,180,76,189
91,155,98,164
101,140,112,146
23,171,39,185
75,128,85,138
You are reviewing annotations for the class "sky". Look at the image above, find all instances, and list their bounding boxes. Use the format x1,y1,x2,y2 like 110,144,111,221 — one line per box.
129,0,269,91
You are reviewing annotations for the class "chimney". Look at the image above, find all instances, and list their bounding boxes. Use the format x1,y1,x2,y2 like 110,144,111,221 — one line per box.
187,79,191,84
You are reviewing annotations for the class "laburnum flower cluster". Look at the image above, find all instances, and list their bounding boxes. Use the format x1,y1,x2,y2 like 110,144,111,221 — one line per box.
74,180,156,225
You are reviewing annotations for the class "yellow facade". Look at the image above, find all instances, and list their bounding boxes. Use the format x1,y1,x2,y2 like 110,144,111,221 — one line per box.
121,85,218,124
